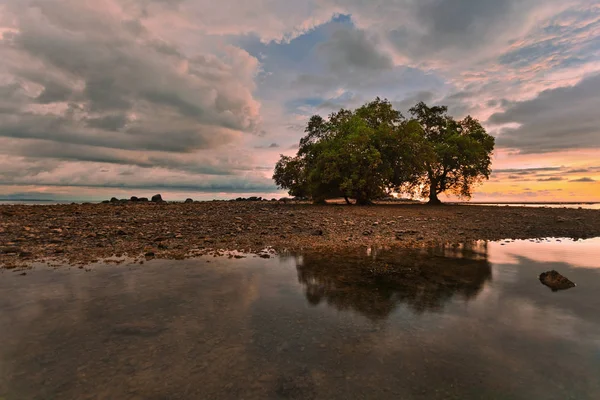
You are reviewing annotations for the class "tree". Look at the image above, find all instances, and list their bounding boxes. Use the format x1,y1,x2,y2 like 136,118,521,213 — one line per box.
407,102,495,205
273,98,494,205
273,155,308,198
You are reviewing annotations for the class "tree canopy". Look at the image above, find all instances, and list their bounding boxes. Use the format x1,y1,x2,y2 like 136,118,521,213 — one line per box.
273,98,494,205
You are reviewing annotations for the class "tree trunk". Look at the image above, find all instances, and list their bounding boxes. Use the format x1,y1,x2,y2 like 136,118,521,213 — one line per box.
427,181,442,205
355,196,373,206
344,196,351,205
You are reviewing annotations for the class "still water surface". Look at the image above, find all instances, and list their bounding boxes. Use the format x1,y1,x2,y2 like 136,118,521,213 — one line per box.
1,239,600,399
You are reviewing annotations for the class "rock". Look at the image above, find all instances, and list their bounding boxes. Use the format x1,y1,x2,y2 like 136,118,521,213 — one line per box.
539,270,576,291
151,194,163,203
101,200,110,204
1,246,21,254
130,196,139,202
312,229,324,236
184,198,194,203
138,197,149,202
110,197,119,203
145,251,155,257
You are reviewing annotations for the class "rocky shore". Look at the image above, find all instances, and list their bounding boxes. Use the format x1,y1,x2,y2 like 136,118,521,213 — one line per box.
1,200,600,268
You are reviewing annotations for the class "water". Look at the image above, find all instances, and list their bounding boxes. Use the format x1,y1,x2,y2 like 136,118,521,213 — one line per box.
467,203,600,210
0,200,85,205
1,239,600,399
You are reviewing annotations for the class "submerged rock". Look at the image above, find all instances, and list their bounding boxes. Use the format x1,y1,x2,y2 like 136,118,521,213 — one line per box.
539,270,576,291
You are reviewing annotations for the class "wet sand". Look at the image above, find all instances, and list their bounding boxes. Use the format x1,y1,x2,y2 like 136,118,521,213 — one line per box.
1,201,600,267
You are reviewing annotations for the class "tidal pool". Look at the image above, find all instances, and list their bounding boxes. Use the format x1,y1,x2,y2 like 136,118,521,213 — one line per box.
1,239,600,399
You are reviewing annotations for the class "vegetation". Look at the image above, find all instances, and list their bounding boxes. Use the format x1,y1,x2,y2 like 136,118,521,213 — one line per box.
273,98,495,205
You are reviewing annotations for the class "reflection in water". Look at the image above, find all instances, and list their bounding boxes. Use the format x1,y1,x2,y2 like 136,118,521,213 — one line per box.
1,239,600,399
294,243,492,319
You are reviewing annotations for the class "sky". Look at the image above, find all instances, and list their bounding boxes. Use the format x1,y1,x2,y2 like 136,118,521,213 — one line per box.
0,0,599,202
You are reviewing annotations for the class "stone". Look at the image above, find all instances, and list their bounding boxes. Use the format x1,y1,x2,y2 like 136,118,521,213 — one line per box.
184,198,194,203
138,197,149,202
110,197,119,203
1,247,21,254
539,270,576,291
130,196,139,202
151,194,163,203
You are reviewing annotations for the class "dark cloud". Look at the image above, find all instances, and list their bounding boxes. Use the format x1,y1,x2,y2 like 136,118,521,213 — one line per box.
0,139,257,176
494,167,563,174
3,180,277,194
319,28,393,71
569,177,596,182
384,0,547,62
536,177,564,182
489,73,600,153
254,143,280,149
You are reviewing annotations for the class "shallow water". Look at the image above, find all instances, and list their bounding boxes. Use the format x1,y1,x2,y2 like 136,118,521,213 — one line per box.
471,203,600,209
1,239,600,399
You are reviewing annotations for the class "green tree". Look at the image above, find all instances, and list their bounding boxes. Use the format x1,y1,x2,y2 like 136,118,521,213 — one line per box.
273,155,308,198
273,98,494,205
408,102,495,204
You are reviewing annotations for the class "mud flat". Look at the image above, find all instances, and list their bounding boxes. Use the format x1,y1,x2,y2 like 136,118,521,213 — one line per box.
1,201,599,267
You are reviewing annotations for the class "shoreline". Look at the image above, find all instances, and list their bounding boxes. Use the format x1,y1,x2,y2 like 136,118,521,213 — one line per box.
2,202,600,268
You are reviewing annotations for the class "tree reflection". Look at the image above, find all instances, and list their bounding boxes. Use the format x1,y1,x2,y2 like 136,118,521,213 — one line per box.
293,242,492,320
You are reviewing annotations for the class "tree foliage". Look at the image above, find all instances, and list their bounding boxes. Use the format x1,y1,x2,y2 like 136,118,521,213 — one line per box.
273,98,495,204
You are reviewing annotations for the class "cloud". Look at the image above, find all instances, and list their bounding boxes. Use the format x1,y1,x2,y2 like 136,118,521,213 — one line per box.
254,143,280,149
570,177,596,182
494,167,563,174
489,73,600,153
0,0,261,154
536,177,564,182
319,27,393,71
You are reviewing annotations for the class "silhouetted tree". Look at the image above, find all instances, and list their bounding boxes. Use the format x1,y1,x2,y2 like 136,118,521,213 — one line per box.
408,102,495,204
